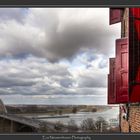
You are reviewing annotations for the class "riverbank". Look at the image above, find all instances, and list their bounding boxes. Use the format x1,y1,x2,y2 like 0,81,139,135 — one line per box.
4,105,119,133
5,105,114,116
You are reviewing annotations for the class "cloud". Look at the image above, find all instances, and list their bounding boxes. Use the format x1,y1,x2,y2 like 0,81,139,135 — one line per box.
0,8,121,104
0,8,120,62
0,55,107,96
72,65,107,88
77,73,107,88
0,56,72,95
0,75,36,87
0,8,27,23
44,22,113,61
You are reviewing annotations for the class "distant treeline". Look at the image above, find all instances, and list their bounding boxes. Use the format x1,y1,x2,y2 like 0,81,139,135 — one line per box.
5,105,113,114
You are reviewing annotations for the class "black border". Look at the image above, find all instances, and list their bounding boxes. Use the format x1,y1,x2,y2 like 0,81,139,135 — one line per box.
0,0,140,140
0,133,140,140
0,0,139,7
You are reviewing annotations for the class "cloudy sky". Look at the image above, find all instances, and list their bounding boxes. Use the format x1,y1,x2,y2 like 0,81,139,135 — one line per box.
0,8,121,105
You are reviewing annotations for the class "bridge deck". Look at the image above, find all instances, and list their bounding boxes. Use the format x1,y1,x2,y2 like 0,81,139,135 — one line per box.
0,113,69,132
0,114,41,129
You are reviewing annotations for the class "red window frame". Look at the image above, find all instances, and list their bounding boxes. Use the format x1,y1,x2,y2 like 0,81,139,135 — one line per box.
108,58,116,104
110,8,124,25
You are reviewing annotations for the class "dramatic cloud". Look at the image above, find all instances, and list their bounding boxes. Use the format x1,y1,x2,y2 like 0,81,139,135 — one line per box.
0,55,106,95
0,8,27,23
0,8,120,61
0,8,120,105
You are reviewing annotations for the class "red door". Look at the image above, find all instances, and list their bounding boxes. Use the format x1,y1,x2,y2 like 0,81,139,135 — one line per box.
108,58,116,104
110,8,124,25
116,38,129,103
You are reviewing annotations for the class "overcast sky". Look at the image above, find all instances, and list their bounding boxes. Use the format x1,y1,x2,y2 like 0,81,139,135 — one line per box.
0,8,121,105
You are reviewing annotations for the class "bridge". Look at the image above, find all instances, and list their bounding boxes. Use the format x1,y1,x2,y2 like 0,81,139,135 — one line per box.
0,100,68,133
0,113,41,132
32,115,70,119
0,99,59,133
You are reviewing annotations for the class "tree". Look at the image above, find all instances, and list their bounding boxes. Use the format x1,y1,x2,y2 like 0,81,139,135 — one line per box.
92,108,97,112
95,117,109,132
72,107,77,114
80,118,97,132
67,119,78,132
54,121,64,131
58,110,62,115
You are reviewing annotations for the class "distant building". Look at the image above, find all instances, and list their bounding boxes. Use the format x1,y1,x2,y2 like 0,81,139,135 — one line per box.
0,99,7,114
109,118,119,128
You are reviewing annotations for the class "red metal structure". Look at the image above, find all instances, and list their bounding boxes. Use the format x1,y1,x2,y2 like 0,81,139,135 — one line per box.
108,8,140,104
129,8,140,102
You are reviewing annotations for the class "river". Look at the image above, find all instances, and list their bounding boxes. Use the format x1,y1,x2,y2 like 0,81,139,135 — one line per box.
37,107,119,126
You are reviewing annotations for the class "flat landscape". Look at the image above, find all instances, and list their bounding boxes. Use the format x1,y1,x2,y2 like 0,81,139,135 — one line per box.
4,105,119,132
